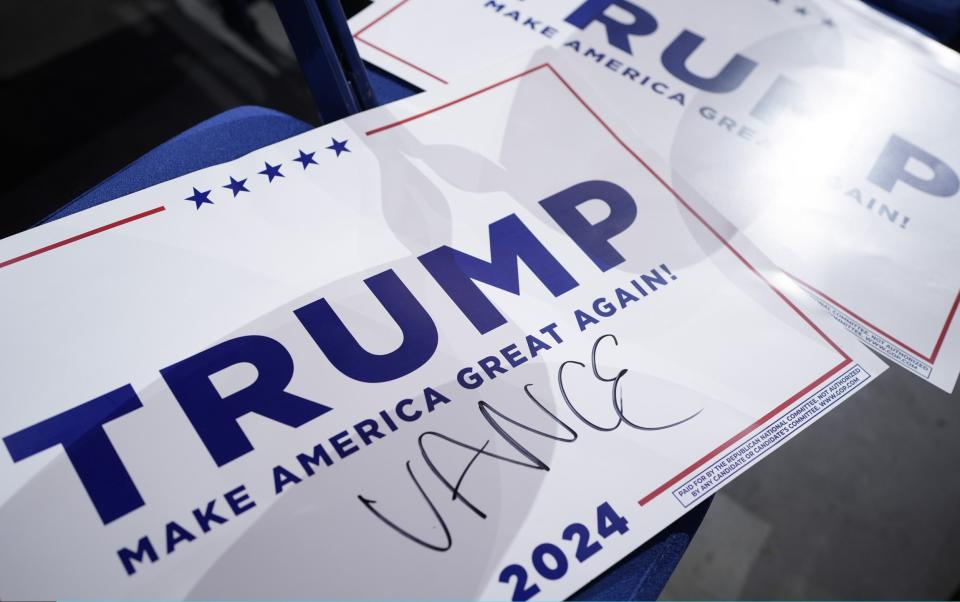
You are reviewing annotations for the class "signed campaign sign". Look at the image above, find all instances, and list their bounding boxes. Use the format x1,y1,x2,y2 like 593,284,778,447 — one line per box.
0,62,884,599
350,0,960,391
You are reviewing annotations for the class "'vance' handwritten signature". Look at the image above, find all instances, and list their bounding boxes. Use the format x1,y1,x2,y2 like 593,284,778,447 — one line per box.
357,333,702,552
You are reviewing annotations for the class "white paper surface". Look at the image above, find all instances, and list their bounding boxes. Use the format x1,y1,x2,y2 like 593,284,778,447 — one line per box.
350,0,960,391
0,60,885,599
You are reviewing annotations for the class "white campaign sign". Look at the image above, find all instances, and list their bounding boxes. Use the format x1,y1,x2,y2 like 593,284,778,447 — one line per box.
0,62,885,599
350,0,960,391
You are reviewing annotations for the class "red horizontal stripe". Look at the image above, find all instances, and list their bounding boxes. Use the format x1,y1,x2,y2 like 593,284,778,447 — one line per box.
0,206,166,270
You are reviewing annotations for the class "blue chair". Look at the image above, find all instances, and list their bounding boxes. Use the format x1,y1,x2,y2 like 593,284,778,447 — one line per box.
43,106,313,220
863,0,960,43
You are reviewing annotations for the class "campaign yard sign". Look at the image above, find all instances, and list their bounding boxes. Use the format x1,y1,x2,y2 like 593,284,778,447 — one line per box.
0,62,885,599
350,0,960,391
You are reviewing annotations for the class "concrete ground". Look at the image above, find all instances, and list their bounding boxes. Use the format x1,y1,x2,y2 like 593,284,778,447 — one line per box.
661,365,960,600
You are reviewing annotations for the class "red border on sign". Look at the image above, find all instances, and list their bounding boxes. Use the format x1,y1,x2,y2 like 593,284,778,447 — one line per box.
0,206,166,270
353,0,448,84
787,271,960,364
354,0,960,366
365,62,853,506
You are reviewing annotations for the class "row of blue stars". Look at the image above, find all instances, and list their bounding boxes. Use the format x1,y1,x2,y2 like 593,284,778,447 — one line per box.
768,0,835,27
185,137,350,209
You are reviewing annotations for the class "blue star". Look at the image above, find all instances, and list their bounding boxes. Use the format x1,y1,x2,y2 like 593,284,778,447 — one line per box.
795,6,808,15
327,138,351,157
294,150,318,169
223,176,249,197
259,162,284,182
185,187,213,210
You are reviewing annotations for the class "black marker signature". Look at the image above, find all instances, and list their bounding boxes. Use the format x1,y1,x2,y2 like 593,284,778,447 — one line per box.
357,333,702,551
